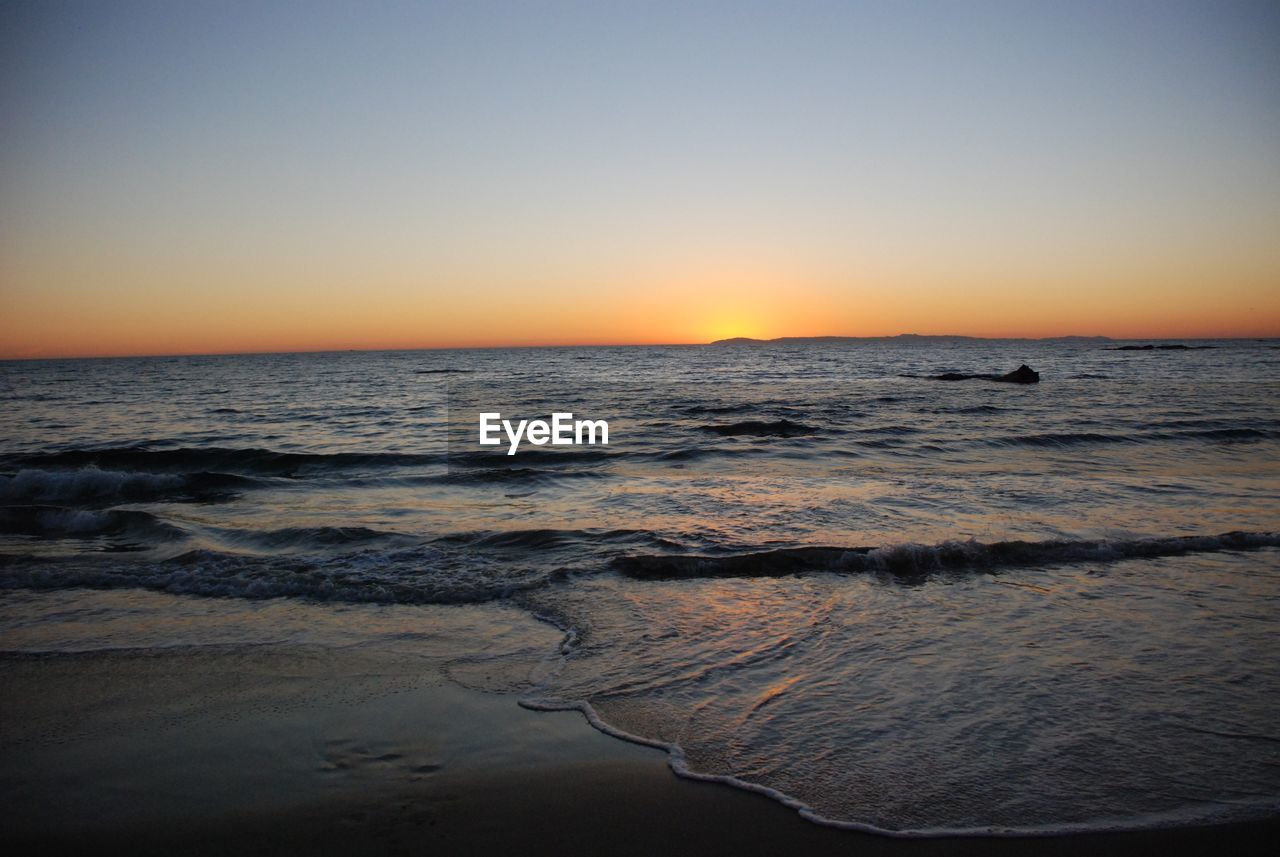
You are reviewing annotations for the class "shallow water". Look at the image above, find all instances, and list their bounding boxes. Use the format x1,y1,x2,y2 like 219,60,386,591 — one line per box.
2,339,1278,832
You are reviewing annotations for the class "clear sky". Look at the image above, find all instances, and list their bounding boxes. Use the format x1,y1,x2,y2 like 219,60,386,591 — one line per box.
2,0,1278,357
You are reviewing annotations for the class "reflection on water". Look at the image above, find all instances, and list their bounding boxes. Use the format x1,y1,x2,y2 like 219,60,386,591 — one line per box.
528,552,1280,832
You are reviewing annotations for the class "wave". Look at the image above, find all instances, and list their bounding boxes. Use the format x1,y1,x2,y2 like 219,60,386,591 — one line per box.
652,446,715,462
519,693,1280,837
673,399,817,417
438,527,680,552
206,525,419,554
947,404,1008,414
989,427,1277,448
674,403,755,415
0,509,434,556
0,505,188,543
2,446,442,477
701,419,817,438
0,468,258,504
613,531,1280,579
0,545,567,605
858,424,920,436
990,431,1129,448
447,447,617,467
3,528,1276,610
0,525,689,602
439,466,609,485
1180,427,1273,441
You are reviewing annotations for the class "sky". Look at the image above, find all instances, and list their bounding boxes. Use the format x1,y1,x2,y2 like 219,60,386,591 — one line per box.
1,0,1278,358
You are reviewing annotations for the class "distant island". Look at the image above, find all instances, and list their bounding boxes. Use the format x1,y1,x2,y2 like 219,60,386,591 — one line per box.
709,334,1114,345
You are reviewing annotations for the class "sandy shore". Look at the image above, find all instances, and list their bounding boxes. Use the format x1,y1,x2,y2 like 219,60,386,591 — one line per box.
2,643,1276,856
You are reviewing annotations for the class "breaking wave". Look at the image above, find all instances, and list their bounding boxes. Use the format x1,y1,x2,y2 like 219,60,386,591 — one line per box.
0,545,563,604
4,528,1275,606
0,468,259,504
2,446,442,477
614,531,1280,579
0,506,188,542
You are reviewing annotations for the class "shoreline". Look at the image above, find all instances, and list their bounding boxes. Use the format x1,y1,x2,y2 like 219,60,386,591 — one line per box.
522,696,1280,841
3,640,1277,856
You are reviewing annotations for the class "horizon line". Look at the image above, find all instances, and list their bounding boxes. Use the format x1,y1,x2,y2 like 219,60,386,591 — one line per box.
4,332,1279,362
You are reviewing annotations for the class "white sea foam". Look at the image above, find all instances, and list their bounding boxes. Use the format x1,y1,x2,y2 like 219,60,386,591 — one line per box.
519,696,1280,838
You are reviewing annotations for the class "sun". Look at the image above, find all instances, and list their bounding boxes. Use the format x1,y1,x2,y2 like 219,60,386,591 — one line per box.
702,313,767,343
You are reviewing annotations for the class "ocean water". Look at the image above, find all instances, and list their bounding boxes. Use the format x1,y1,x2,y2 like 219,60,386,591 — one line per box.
2,339,1279,834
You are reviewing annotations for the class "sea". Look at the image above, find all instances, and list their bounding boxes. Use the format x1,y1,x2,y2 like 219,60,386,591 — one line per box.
2,338,1278,835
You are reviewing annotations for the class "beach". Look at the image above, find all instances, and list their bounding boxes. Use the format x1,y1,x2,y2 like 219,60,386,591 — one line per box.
4,618,1277,857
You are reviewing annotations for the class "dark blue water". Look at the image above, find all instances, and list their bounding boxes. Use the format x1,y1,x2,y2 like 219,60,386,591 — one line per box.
2,339,1278,833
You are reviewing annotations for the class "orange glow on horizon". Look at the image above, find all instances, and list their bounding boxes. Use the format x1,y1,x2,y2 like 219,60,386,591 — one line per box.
5,2,1279,361
4,309,1277,360
2,261,1277,359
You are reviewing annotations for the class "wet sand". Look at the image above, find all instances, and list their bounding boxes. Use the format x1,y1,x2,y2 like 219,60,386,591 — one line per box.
2,645,1275,856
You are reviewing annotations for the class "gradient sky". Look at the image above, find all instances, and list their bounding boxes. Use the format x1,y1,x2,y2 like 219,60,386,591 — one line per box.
2,0,1278,357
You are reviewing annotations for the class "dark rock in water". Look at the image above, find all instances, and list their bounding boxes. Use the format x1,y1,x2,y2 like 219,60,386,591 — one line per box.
926,364,1040,384
994,364,1040,383
703,419,816,437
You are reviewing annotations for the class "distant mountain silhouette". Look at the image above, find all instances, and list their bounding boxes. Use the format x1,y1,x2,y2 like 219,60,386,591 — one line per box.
708,334,1113,345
